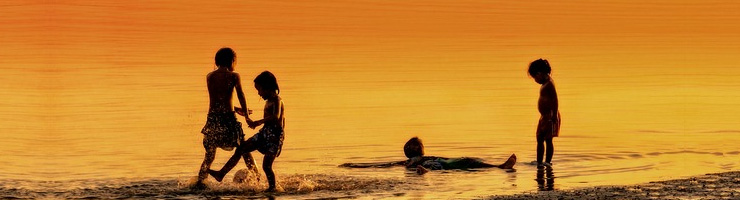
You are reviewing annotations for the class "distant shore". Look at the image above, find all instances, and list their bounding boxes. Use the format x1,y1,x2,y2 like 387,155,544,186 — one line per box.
487,171,740,200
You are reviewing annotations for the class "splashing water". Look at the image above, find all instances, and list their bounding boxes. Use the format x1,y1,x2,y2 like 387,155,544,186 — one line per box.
0,171,410,199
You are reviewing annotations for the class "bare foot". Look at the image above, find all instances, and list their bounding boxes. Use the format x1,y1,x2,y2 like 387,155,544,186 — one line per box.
191,181,207,190
264,187,277,193
498,154,517,169
208,169,225,182
537,163,545,169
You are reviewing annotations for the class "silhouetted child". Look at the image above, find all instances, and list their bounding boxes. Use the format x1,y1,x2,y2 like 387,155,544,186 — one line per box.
402,137,516,174
210,71,285,192
196,47,260,188
340,137,516,174
528,58,561,168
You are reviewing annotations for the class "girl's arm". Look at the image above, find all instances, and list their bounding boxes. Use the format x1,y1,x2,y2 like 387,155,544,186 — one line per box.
234,73,250,121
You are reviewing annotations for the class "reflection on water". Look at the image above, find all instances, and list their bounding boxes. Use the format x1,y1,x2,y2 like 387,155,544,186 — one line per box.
536,166,555,191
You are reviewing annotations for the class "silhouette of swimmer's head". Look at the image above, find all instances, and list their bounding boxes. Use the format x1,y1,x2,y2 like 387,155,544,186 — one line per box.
404,137,424,158
528,58,551,84
215,47,236,70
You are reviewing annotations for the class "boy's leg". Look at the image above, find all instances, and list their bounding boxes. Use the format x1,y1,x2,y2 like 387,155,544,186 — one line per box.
262,155,277,192
197,146,217,184
210,140,257,182
545,137,554,164
455,157,514,169
497,154,517,169
536,135,545,165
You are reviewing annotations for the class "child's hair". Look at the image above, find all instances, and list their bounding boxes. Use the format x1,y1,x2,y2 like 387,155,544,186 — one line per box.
215,47,236,68
403,137,425,158
528,58,551,77
254,71,280,94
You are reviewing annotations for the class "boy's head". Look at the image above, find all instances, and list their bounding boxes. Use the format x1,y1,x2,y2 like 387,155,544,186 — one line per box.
254,71,280,99
404,137,425,158
528,58,551,84
215,47,236,69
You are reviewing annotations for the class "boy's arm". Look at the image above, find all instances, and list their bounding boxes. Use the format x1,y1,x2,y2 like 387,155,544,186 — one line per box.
252,100,282,126
547,83,559,119
234,73,250,121
405,156,445,168
537,83,558,134
541,82,558,120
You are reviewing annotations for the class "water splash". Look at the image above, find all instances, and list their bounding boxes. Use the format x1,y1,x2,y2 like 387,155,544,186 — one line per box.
0,171,408,199
178,172,407,195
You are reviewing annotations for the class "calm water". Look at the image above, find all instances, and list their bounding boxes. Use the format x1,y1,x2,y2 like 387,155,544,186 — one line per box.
2,1,740,199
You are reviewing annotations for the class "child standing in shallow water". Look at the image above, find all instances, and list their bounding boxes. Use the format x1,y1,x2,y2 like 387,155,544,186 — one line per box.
210,71,285,192
196,47,259,188
528,59,561,168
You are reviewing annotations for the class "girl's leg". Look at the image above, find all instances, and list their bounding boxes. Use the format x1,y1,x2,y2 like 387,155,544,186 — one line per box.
197,146,217,185
545,137,554,164
262,155,277,192
536,135,545,165
210,140,257,182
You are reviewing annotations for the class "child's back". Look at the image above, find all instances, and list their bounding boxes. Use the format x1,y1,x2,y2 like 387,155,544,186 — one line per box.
201,48,248,151
206,69,238,113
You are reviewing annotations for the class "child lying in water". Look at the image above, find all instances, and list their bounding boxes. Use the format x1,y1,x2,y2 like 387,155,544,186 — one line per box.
340,137,516,174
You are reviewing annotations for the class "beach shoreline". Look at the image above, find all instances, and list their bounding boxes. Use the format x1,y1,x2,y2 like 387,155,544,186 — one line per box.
487,170,740,200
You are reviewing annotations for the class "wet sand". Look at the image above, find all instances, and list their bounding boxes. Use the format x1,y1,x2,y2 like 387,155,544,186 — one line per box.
488,171,740,200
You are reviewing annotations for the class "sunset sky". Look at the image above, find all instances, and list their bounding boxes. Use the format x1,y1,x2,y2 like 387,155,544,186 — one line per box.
3,1,739,64
4,0,736,127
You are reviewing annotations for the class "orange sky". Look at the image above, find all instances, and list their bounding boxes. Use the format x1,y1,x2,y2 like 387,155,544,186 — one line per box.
3,1,740,63
2,0,740,133
2,1,739,117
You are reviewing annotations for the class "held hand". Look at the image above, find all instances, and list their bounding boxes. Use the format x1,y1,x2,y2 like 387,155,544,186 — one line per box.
246,119,258,129
234,107,252,116
234,107,245,116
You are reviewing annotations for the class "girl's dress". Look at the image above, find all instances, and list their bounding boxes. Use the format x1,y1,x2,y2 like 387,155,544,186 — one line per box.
201,111,244,151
